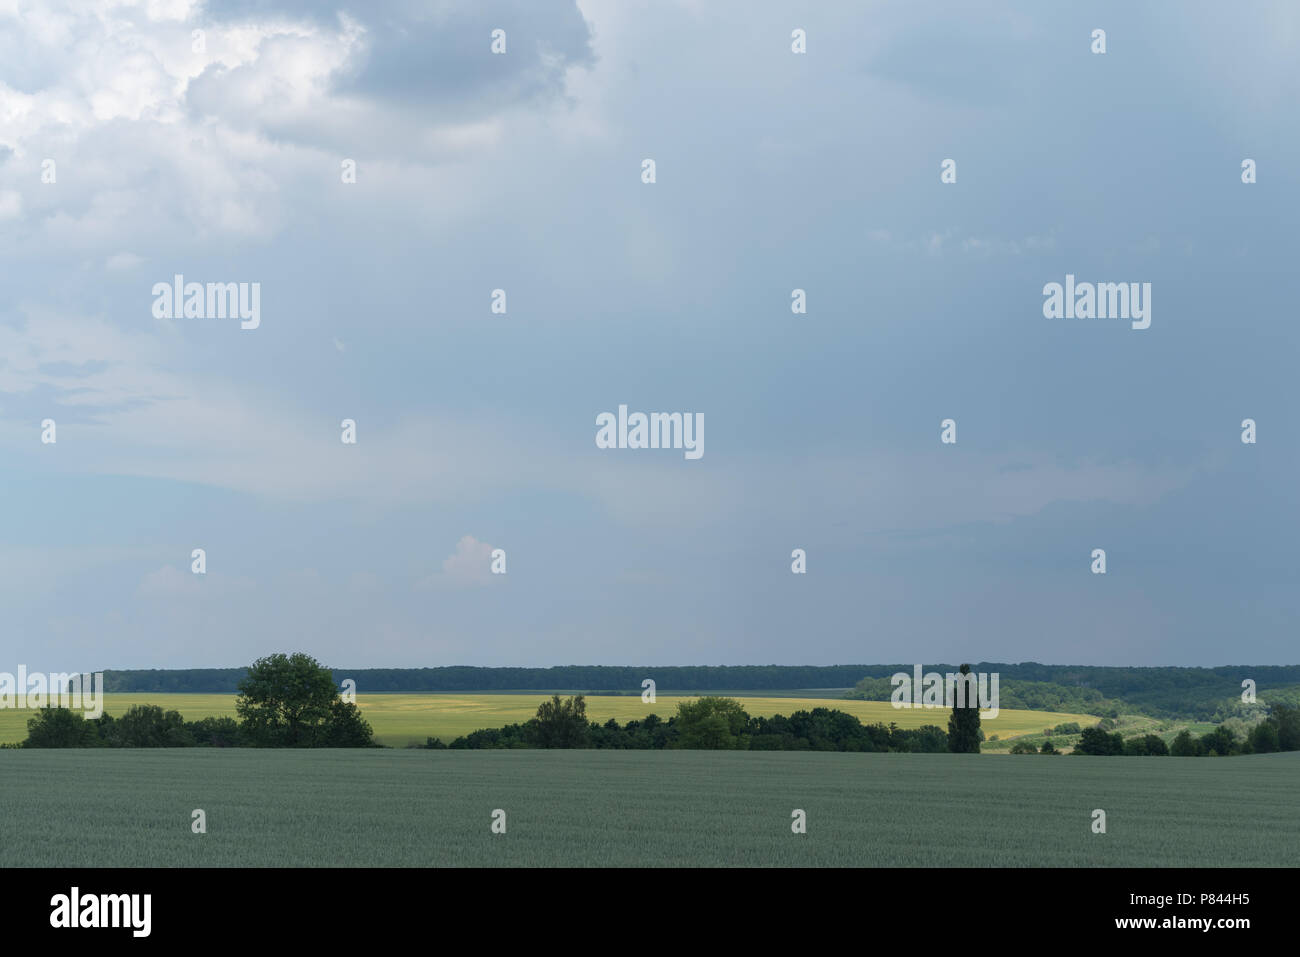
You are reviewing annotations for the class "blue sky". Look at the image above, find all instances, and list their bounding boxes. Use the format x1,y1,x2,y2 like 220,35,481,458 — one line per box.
1,0,1297,670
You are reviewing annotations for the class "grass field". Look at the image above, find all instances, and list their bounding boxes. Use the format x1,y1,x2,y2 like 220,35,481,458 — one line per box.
1,749,1295,866
0,693,1097,747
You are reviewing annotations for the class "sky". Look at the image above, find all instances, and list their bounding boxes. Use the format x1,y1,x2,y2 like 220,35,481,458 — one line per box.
1,0,1297,671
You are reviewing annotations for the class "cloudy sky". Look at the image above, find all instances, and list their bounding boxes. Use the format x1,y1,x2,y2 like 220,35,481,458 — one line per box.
1,0,1297,671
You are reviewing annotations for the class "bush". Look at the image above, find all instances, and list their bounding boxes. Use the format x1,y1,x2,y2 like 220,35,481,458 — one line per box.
1141,733,1169,756
111,705,194,747
1273,704,1300,751
185,716,241,747
1198,725,1244,757
312,700,376,747
23,708,100,748
1249,721,1280,754
1074,726,1125,755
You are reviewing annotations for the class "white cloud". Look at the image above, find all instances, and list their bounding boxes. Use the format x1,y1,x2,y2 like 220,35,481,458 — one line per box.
419,535,495,590
104,251,144,270
0,190,21,219
867,226,1057,257
0,2,590,257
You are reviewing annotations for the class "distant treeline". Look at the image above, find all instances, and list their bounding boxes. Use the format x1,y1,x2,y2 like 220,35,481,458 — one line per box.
100,663,1300,719
101,665,873,694
847,677,1133,718
846,668,1300,720
850,676,1107,712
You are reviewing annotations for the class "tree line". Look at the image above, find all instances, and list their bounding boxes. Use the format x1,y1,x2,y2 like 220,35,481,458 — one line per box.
19,653,375,749
846,676,1128,717
1063,705,1300,757
846,671,1300,720
420,692,982,753
21,652,1299,755
99,664,879,694
97,662,1300,720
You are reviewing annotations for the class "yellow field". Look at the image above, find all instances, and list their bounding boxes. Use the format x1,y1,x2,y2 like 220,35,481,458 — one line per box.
0,693,1098,748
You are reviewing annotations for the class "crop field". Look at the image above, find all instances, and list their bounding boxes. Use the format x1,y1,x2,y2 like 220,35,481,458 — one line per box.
1,749,1295,867
0,693,1096,747
982,712,1221,754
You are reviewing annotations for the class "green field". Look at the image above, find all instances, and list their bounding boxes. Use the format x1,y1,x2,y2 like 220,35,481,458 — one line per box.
1,749,1295,866
0,693,1097,747
983,712,1221,753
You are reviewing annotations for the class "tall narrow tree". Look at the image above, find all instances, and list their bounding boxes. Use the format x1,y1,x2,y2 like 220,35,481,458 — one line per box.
947,663,981,753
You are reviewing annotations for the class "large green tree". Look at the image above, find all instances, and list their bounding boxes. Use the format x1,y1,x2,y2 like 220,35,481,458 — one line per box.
529,694,591,748
674,697,750,749
946,664,981,753
236,652,373,747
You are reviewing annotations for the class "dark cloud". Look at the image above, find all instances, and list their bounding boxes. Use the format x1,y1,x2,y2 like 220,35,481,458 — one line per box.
204,0,594,115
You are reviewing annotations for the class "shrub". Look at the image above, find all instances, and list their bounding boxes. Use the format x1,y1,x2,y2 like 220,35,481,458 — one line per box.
1142,733,1169,756
23,708,100,748
1074,726,1124,755
1249,721,1280,754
